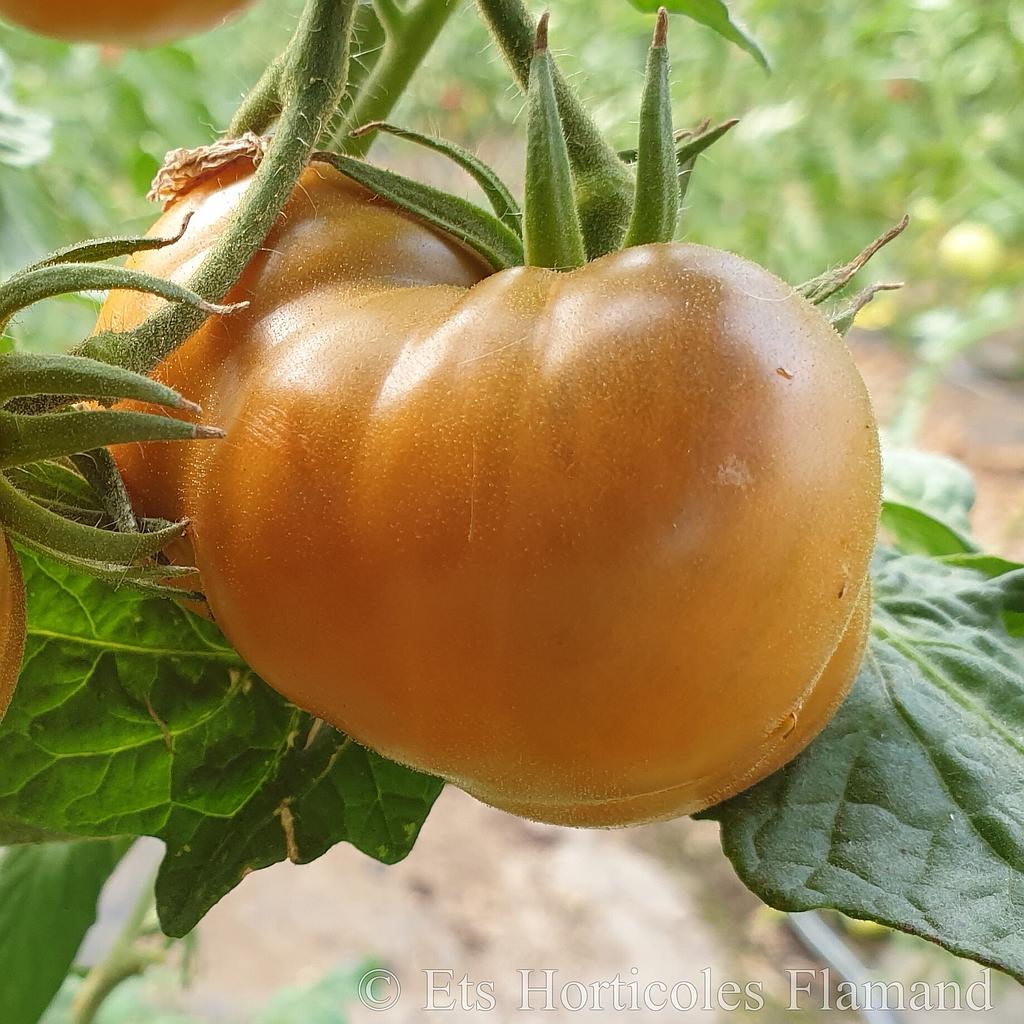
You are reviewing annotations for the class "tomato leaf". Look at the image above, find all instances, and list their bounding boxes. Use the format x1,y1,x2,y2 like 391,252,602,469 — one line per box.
881,447,979,556
626,0,768,71
0,550,442,936
702,548,1024,982
0,838,130,1024
155,724,443,937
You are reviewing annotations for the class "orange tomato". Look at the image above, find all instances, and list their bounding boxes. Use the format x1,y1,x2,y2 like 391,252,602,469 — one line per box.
101,160,881,826
0,0,252,46
0,538,25,721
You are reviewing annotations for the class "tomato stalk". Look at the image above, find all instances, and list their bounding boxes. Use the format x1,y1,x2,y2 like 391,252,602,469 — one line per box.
475,0,634,260
0,263,242,340
78,0,360,380
340,0,458,158
830,283,903,337
0,476,183,564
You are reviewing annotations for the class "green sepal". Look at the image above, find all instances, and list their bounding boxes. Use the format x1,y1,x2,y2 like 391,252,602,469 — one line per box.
0,264,246,336
677,117,739,202
0,408,222,470
5,460,188,539
351,121,523,236
0,473,185,565
675,117,739,167
624,10,680,248
12,537,204,603
474,0,635,261
1,351,200,417
17,495,109,530
5,461,97,511
11,215,194,278
831,283,903,336
313,152,524,270
524,13,586,270
799,215,910,305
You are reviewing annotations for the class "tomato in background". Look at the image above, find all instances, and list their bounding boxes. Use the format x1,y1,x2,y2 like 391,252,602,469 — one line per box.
0,0,253,47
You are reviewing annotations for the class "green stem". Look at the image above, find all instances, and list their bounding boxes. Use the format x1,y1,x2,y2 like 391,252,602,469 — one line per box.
72,873,161,1024
372,0,403,35
78,0,358,378
228,57,284,136
475,0,633,258
70,449,140,534
345,3,387,102
340,0,457,158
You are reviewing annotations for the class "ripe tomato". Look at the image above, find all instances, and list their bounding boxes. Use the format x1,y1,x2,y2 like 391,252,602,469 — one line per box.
101,160,881,826
0,0,252,46
0,539,25,721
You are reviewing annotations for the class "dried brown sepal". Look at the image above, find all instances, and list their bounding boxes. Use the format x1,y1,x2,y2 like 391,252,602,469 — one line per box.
148,132,269,206
830,282,903,336
799,215,910,305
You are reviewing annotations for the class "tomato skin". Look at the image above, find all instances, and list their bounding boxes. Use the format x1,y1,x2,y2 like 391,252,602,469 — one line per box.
0,0,251,46
102,162,881,826
0,539,25,722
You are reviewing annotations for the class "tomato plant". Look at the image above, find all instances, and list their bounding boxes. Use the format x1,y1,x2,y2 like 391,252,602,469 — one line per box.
1,0,1022,1009
0,0,252,46
0,536,24,720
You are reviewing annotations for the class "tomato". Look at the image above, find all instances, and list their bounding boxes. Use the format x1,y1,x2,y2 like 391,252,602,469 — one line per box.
0,0,252,46
100,160,881,826
0,538,25,722
937,222,1005,282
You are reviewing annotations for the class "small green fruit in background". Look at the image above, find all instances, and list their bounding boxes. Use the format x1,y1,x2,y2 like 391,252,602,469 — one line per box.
938,222,1005,281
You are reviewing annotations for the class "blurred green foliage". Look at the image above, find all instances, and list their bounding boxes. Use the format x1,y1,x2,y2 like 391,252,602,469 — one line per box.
41,965,368,1023
0,0,1021,359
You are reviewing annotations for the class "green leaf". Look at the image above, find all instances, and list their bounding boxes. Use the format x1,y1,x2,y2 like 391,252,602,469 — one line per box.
626,0,769,71
881,447,979,556
0,838,131,1024
702,548,1024,982
940,552,1024,638
0,550,442,937
880,502,977,558
254,965,367,1024
156,724,443,937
